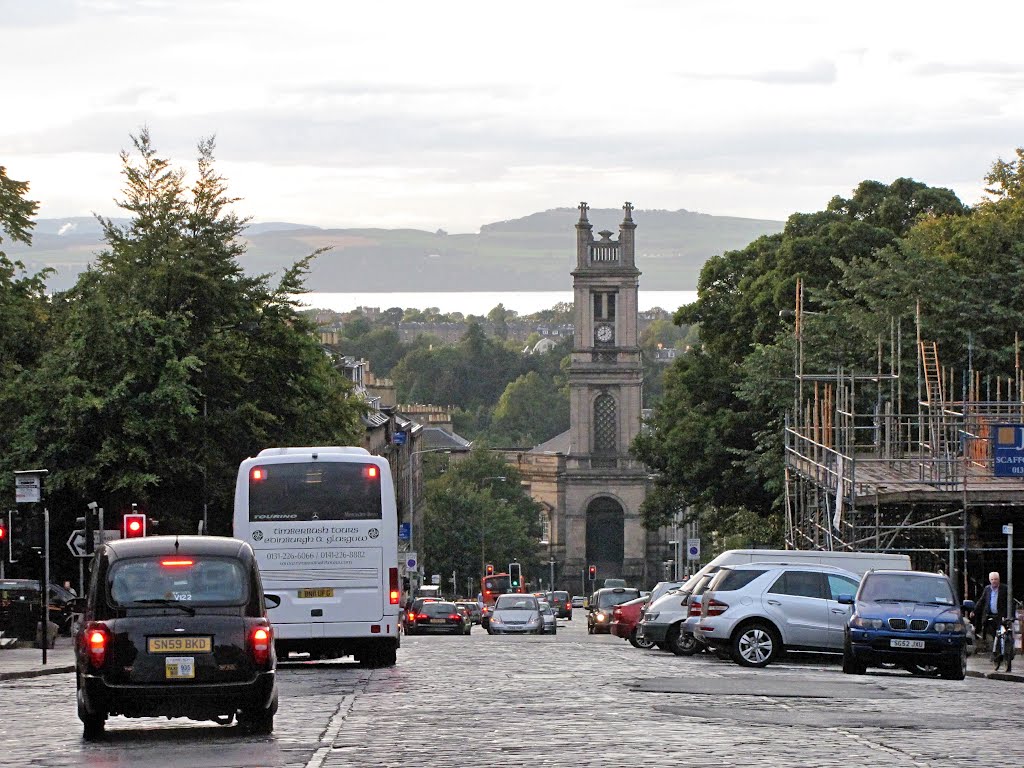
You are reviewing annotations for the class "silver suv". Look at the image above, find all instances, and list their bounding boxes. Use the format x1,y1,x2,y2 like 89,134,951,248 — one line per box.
694,563,860,667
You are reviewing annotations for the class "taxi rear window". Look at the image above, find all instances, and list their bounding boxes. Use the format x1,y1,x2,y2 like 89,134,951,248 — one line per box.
108,557,248,607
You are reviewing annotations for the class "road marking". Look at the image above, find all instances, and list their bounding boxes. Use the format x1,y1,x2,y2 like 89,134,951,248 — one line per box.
305,693,355,768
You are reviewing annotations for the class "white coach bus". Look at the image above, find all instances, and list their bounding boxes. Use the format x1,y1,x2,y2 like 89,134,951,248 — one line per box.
233,447,401,667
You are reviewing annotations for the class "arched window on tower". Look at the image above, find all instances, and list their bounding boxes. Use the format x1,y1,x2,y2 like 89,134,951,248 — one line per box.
594,393,617,454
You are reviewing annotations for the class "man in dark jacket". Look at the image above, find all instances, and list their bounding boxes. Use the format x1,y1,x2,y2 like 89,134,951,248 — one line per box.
973,571,1009,644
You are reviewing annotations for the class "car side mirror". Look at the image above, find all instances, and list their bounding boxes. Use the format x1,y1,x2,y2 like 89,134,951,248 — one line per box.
837,594,854,605
961,599,975,612
265,594,281,609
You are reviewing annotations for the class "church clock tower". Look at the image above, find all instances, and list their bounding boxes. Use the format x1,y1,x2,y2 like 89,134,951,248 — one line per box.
563,202,651,586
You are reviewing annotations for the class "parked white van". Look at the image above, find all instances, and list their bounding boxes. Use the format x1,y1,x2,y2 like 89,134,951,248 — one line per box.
637,549,911,654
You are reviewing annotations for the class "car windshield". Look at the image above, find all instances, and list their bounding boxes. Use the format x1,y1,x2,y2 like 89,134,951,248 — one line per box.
597,590,640,609
494,595,539,611
109,556,248,607
859,573,955,605
424,602,456,616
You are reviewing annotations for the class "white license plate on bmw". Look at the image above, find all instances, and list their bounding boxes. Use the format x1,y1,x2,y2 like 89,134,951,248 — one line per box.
165,656,195,679
890,638,925,649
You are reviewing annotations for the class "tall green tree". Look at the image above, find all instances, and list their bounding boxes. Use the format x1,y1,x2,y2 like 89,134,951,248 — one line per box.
3,130,364,535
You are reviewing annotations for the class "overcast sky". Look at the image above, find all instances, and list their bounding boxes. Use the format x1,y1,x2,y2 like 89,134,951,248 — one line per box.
4,0,1024,233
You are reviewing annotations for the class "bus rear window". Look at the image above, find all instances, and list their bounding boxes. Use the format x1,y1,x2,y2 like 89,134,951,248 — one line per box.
248,461,383,521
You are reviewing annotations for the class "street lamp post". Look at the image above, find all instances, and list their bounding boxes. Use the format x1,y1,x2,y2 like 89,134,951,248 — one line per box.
407,447,453,583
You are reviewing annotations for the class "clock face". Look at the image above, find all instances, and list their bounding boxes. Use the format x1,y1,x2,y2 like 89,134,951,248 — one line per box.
595,323,614,343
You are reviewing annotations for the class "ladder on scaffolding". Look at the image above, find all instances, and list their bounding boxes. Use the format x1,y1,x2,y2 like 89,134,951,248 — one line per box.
920,341,948,457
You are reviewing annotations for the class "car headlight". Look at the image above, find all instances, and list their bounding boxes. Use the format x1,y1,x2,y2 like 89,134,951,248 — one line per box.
490,615,502,624
851,615,884,629
644,612,659,622
934,620,964,632
596,612,607,622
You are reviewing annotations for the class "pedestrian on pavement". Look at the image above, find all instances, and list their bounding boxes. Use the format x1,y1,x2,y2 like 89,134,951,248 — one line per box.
972,571,1009,644
63,580,77,597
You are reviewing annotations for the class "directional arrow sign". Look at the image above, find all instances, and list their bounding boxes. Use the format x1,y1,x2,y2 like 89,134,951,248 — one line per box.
67,529,88,558
67,529,122,558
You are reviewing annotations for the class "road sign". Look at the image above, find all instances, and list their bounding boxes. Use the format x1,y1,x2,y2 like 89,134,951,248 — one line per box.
1004,524,1015,535
15,475,41,504
399,522,411,541
687,538,701,561
67,529,121,558
431,574,440,585
405,552,418,570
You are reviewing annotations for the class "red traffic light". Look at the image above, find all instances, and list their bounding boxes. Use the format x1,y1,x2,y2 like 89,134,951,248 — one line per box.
123,513,147,538
0,521,6,541
485,563,494,576
588,564,597,579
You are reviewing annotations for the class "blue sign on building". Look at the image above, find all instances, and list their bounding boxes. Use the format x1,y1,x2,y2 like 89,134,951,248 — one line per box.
399,522,411,540
392,431,407,445
992,424,1024,477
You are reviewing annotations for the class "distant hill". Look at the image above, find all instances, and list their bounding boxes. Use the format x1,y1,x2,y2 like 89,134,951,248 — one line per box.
6,208,784,292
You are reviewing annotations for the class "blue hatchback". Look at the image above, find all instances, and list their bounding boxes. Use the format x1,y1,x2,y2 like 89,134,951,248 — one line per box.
839,569,972,680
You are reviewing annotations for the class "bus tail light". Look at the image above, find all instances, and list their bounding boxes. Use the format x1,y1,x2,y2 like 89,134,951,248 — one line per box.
389,567,400,605
250,624,272,667
85,623,110,670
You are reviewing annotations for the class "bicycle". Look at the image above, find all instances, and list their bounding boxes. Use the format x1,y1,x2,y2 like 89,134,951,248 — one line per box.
992,617,1015,673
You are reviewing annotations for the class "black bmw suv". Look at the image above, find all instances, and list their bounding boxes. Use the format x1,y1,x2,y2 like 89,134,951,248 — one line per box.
75,536,279,740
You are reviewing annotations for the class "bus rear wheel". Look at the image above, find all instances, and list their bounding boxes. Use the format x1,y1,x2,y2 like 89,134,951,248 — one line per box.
359,642,398,668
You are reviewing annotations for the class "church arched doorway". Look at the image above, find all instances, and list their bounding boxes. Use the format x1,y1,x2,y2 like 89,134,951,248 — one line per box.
585,496,624,579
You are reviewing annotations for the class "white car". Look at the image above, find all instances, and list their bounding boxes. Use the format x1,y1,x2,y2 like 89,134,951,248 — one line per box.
538,601,558,635
694,563,861,667
487,594,543,635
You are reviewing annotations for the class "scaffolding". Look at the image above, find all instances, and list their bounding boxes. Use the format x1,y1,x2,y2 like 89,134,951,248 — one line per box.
784,281,1024,598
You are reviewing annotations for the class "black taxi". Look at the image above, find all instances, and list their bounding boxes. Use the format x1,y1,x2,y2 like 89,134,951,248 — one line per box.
75,536,279,740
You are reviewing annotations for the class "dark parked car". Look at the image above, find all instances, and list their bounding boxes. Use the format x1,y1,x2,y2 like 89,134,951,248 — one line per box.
0,579,77,640
403,597,443,634
548,590,573,620
587,587,642,634
405,601,470,635
74,536,279,740
841,569,971,680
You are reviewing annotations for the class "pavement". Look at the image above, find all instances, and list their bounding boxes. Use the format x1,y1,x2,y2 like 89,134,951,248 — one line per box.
0,633,1020,682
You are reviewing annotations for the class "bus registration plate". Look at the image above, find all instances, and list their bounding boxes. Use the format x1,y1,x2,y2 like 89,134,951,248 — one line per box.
890,638,925,649
165,656,195,679
298,588,334,599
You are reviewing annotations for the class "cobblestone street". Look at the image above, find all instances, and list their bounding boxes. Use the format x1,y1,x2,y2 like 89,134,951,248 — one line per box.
1,617,1021,767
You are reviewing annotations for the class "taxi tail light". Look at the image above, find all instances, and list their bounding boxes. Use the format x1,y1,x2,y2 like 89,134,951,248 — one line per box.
85,624,110,670
705,599,729,616
389,567,400,605
250,624,272,667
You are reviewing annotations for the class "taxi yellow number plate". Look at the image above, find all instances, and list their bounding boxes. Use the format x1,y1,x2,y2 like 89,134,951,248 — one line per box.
148,636,212,654
298,588,334,599
165,656,195,679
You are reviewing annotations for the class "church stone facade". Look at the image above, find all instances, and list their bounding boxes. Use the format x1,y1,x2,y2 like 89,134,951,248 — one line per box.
507,202,665,591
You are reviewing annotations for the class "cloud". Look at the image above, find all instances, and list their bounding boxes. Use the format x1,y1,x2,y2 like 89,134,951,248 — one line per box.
58,222,77,236
679,59,838,85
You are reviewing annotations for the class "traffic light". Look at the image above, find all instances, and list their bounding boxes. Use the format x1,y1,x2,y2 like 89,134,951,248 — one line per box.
588,564,597,581
509,562,522,589
123,513,147,538
0,517,6,548
485,563,494,576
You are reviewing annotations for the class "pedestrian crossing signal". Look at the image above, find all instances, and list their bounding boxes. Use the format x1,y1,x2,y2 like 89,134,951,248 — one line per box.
123,513,147,538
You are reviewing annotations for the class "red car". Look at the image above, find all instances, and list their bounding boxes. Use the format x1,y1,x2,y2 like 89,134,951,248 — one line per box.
610,596,654,649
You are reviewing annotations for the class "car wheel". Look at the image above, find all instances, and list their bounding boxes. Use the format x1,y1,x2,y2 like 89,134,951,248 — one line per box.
667,624,699,656
587,623,594,635
940,648,967,680
81,711,106,741
240,707,275,735
629,627,656,650
842,639,866,675
732,622,780,667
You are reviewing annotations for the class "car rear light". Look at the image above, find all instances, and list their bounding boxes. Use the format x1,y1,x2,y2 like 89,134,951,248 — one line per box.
417,613,430,620
250,624,272,667
389,567,400,605
705,599,729,616
689,601,702,617
448,613,461,620
85,623,110,670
